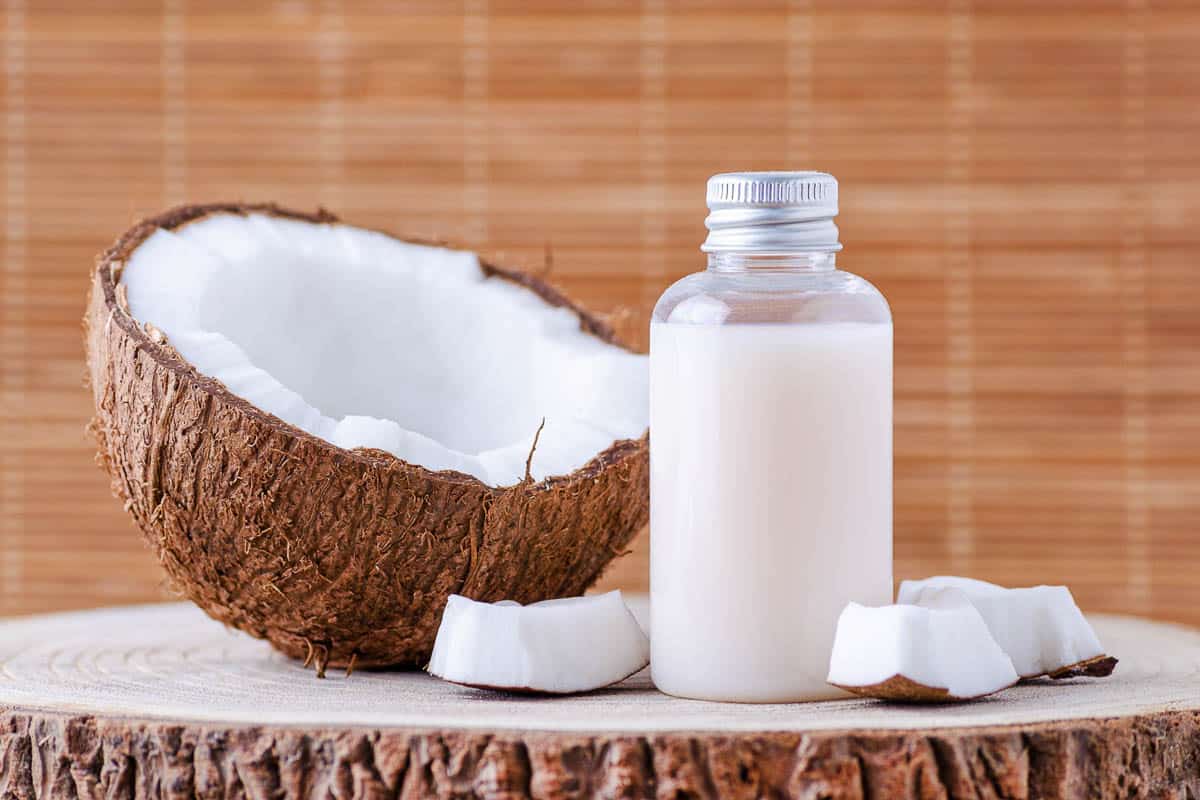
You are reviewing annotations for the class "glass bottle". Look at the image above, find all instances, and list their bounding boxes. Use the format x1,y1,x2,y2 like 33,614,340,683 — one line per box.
649,172,893,702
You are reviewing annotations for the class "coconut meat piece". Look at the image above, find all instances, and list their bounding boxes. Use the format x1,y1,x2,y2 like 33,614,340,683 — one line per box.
427,591,650,694
827,587,1019,701
897,576,1111,679
119,212,648,487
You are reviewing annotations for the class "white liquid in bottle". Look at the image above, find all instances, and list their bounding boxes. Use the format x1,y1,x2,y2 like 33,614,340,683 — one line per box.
650,321,892,702
649,171,893,702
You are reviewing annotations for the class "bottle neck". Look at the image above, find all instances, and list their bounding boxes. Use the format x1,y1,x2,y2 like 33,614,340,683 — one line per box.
706,251,837,273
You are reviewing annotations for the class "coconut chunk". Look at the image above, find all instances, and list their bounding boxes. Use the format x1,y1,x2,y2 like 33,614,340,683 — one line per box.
897,576,1115,680
119,213,648,487
827,588,1019,702
427,591,650,694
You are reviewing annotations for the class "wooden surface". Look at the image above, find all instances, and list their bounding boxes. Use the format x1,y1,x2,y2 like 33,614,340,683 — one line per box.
2,2,1200,628
0,601,1194,731
0,602,1199,797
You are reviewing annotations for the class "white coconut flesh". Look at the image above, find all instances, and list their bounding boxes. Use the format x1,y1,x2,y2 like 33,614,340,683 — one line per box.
827,587,1020,701
427,591,650,694
119,212,648,487
897,576,1109,679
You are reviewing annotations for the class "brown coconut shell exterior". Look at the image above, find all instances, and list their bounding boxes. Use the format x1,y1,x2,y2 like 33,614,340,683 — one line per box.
833,675,1015,703
1047,654,1119,680
83,203,649,670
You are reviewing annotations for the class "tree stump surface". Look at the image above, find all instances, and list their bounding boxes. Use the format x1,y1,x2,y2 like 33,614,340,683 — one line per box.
0,602,1198,799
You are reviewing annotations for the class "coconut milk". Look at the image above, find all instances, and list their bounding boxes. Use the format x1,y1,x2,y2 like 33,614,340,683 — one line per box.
649,321,893,702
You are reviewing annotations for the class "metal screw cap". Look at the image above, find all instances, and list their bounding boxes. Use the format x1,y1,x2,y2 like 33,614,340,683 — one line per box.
702,171,841,253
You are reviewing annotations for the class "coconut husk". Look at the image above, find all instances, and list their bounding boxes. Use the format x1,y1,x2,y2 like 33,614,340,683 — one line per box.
83,203,649,669
1047,654,1119,680
833,674,1014,703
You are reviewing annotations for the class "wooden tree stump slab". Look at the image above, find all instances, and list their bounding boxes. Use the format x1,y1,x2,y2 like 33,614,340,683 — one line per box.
1,602,1198,798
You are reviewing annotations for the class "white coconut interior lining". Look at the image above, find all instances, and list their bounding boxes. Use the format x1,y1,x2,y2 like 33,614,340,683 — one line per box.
428,592,650,693
897,576,1107,678
120,212,648,487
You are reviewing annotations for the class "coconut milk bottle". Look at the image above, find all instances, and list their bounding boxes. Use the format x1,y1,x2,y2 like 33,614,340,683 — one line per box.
650,172,892,702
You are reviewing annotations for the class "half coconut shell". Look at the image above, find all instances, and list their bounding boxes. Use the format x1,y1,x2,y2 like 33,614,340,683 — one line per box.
84,203,649,669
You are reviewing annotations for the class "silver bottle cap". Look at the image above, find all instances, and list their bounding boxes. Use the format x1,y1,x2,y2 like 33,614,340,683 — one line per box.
702,171,841,253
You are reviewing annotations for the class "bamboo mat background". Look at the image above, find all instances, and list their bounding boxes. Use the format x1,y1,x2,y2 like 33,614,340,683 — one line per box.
0,1,1197,625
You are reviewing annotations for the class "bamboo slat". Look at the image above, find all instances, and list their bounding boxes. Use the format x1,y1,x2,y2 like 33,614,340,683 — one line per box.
0,1,1197,625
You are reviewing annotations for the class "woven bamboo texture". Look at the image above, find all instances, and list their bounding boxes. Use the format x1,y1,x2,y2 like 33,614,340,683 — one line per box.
0,1,1197,625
